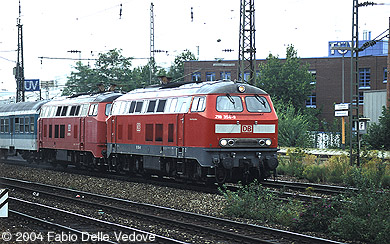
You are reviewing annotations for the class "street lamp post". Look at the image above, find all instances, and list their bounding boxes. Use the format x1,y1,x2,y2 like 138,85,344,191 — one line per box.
330,46,350,149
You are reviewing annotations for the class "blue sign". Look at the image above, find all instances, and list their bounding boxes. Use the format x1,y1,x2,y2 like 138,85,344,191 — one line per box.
25,79,40,92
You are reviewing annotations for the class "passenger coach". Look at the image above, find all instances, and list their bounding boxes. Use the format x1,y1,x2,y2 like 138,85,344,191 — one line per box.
107,80,278,183
0,100,49,161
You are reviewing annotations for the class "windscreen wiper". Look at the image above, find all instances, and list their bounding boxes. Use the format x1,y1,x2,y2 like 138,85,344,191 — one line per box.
255,94,266,107
226,93,235,105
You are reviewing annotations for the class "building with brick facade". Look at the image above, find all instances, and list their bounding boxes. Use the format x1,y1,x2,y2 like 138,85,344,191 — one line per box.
183,39,388,124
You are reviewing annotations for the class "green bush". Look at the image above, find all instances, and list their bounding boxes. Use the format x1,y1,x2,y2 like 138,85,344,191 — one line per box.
293,197,343,233
324,155,351,183
220,181,303,225
302,164,327,183
330,173,390,243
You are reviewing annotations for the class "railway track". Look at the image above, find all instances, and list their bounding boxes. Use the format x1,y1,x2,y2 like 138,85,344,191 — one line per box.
9,197,180,244
2,177,345,244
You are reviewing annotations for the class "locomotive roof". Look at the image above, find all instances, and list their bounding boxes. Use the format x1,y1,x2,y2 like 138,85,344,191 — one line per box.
42,92,122,107
0,100,49,114
117,80,267,101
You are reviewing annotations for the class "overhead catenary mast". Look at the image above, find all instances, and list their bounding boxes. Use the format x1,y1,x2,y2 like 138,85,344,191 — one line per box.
238,0,256,84
150,2,155,84
15,0,25,102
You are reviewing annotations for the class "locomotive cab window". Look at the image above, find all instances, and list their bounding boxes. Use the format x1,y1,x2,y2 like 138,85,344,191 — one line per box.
245,96,271,113
128,101,136,113
135,101,143,113
216,95,243,112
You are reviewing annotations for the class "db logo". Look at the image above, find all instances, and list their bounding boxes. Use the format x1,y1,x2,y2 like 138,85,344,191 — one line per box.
242,125,253,133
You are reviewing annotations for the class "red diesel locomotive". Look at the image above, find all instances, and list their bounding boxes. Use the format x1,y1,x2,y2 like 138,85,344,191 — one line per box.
38,92,121,168
107,80,278,183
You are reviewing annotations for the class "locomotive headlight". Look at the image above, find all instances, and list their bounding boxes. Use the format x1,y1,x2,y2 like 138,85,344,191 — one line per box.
265,139,272,146
220,139,228,147
237,85,246,93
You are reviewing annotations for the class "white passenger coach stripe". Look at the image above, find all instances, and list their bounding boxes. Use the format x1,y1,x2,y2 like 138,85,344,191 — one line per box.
253,124,275,133
215,124,241,133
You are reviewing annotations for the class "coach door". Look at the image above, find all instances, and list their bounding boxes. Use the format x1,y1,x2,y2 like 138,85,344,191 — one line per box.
9,117,14,148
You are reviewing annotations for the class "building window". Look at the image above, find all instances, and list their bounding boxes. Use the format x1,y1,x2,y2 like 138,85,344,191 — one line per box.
243,72,250,82
359,91,364,105
309,70,317,85
206,72,216,81
220,72,231,80
359,68,370,89
306,94,317,108
384,67,387,84
192,72,201,82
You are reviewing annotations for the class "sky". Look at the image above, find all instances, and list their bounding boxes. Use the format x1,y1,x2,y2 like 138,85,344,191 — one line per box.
0,0,389,95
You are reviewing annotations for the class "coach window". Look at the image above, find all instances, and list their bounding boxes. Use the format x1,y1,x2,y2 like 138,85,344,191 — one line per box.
25,117,30,133
147,100,156,113
15,118,20,133
156,99,166,113
0,118,4,133
5,119,9,133
19,118,24,133
30,117,34,133
191,96,206,112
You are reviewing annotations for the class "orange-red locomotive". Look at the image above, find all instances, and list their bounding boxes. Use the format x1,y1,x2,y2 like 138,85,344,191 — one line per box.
107,80,278,183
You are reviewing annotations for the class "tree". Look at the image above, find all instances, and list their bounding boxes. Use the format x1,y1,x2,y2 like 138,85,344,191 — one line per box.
63,49,135,95
257,45,313,111
167,50,197,82
363,106,390,150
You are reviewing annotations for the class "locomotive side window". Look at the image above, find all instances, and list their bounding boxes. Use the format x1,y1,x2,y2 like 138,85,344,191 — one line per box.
166,98,177,113
88,104,98,116
168,124,174,142
56,106,62,116
156,99,166,112
128,101,136,113
155,124,163,141
60,125,65,138
175,97,192,113
61,106,68,116
105,104,111,116
191,96,206,112
75,105,81,116
69,106,77,116
245,96,271,113
135,101,143,113
216,95,243,112
145,124,153,141
147,100,157,113
49,125,52,138
80,104,89,116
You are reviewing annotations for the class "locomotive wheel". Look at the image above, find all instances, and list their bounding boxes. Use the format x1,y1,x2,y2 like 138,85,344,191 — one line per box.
215,166,227,184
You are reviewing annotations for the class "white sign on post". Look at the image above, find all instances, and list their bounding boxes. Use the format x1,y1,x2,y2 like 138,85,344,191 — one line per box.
0,189,8,218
